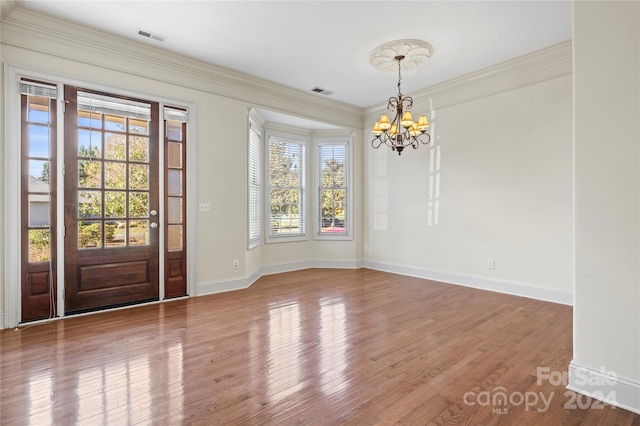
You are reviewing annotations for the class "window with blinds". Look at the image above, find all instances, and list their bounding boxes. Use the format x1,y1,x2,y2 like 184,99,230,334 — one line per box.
248,122,262,248
267,134,306,240
316,140,350,238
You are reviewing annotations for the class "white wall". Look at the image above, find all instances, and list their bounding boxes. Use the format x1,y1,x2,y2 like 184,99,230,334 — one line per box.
570,0,640,413
364,71,573,303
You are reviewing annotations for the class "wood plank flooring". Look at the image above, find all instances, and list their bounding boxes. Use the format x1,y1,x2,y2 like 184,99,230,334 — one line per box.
1,268,638,425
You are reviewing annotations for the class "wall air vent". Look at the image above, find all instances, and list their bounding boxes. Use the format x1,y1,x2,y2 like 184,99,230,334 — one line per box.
311,86,334,96
137,29,166,42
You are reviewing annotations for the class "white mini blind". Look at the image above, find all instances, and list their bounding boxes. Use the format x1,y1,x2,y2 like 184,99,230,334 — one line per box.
20,81,57,99
163,106,188,123
317,141,349,236
78,91,151,120
248,122,262,247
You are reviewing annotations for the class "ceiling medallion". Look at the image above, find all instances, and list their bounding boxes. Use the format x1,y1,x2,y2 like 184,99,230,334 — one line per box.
370,39,433,155
369,39,433,72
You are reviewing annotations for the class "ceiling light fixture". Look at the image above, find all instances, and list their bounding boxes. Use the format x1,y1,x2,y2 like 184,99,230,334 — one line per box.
370,39,433,155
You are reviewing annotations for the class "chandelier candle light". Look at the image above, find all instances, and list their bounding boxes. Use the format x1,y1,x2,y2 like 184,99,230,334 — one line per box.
370,39,433,155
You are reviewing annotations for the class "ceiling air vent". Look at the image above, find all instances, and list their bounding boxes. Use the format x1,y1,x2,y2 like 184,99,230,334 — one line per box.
137,29,166,42
311,86,334,96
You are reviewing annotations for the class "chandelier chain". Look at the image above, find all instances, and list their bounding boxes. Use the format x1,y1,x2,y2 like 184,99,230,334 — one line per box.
397,58,403,98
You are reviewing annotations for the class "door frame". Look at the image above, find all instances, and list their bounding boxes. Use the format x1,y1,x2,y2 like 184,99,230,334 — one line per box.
3,64,197,328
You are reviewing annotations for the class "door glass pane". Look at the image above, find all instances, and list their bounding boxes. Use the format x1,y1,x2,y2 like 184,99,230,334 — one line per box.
168,225,182,251
78,129,102,158
78,160,102,188
168,142,182,168
29,229,50,262
167,120,182,141
167,197,182,223
78,221,102,249
28,160,50,192
28,124,49,158
105,221,126,247
129,118,149,135
78,110,101,128
104,133,126,160
104,162,126,189
104,114,126,132
28,97,50,124
29,195,50,227
129,164,149,190
167,169,182,196
129,192,149,218
78,191,102,218
129,220,149,246
129,136,149,162
104,191,126,218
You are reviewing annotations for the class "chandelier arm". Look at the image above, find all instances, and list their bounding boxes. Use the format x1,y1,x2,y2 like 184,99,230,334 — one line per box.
402,96,413,111
371,137,382,149
387,96,399,111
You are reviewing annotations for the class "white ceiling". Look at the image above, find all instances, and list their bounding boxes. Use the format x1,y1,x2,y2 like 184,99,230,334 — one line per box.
20,0,571,114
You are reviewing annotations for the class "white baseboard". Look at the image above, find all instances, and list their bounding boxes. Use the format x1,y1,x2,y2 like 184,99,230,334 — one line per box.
196,259,362,297
567,361,640,415
196,260,572,305
196,276,252,296
364,260,573,305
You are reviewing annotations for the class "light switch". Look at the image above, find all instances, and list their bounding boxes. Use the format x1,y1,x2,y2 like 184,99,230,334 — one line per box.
199,203,212,213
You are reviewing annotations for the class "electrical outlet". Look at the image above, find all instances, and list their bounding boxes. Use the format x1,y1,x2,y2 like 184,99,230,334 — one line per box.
233,259,239,270
199,203,212,213
487,259,495,270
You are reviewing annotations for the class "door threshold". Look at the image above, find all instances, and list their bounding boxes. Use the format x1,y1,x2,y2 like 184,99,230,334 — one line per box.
15,296,190,330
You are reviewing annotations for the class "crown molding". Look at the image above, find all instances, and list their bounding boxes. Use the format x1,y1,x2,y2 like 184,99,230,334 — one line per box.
1,7,362,129
365,40,573,121
2,7,570,132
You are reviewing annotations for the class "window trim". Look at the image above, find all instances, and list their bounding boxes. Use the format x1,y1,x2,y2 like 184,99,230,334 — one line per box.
313,136,353,241
265,131,308,244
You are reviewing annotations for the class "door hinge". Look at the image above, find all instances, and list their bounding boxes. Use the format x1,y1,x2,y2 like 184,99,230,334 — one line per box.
62,164,65,176
63,225,66,237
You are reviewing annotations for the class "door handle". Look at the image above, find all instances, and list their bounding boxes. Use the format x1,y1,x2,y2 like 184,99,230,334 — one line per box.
150,222,158,229
150,209,158,216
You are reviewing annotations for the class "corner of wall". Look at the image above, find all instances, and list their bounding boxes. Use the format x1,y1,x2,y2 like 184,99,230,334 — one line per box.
568,361,640,415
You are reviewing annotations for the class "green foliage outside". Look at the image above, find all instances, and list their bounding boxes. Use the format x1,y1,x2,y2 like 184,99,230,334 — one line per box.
29,229,50,262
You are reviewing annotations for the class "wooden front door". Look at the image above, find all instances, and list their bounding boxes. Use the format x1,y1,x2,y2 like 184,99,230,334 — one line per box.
63,87,160,313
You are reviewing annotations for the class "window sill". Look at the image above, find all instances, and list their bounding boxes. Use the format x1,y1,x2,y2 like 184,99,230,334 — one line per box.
265,234,308,244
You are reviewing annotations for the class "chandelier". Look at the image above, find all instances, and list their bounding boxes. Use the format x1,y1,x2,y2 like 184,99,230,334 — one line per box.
370,40,433,155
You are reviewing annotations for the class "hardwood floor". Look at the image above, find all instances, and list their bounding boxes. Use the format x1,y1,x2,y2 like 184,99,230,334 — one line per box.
1,268,638,425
